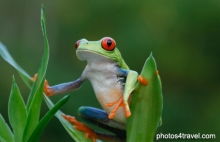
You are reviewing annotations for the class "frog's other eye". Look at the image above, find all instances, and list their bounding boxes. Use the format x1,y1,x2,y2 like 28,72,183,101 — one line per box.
75,40,81,49
101,37,116,51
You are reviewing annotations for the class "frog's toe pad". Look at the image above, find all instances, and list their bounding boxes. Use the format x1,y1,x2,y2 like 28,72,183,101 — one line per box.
31,74,53,97
62,114,98,142
62,114,77,124
31,74,38,81
156,70,159,75
137,75,148,85
123,104,131,117
43,80,54,97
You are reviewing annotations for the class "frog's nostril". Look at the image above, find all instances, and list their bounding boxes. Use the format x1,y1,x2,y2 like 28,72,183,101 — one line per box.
75,40,81,49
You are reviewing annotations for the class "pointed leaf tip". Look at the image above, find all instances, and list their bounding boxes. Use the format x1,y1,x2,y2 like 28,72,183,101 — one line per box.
63,94,70,100
127,52,162,142
41,5,44,15
41,5,46,32
0,114,14,142
9,75,27,142
12,75,15,82
147,52,154,62
150,52,153,56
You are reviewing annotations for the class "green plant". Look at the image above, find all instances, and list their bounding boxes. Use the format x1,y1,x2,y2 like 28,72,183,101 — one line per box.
0,76,69,142
0,5,162,142
0,5,70,142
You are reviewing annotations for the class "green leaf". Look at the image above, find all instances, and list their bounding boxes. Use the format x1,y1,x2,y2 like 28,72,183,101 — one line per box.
44,96,93,142
38,5,92,142
0,44,92,142
0,42,31,88
22,5,50,142
127,53,163,142
26,5,49,112
0,136,6,142
8,76,27,142
22,79,44,142
0,114,14,142
0,5,96,142
27,95,70,142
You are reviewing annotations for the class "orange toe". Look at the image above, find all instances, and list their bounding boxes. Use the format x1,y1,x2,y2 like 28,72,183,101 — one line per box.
31,74,53,97
62,114,78,124
156,70,159,75
123,104,131,117
43,80,54,97
31,74,38,81
62,114,97,142
107,95,131,119
106,96,121,107
137,75,148,86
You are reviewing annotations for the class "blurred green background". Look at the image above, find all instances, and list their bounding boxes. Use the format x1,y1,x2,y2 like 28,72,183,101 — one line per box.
0,0,220,141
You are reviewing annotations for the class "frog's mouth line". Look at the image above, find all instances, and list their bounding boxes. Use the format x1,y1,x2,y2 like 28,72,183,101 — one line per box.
76,49,118,61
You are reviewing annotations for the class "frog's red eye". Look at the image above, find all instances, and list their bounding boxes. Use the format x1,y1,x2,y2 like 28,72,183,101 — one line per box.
75,40,81,49
101,37,116,51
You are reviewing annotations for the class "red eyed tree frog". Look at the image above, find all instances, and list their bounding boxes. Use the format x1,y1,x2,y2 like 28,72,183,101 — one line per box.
33,37,148,142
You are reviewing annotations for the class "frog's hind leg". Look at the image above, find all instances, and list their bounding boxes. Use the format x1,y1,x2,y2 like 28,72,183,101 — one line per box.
62,114,98,142
79,106,126,138
63,106,126,142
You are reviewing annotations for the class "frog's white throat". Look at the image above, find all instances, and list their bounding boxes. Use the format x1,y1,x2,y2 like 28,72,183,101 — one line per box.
76,50,115,65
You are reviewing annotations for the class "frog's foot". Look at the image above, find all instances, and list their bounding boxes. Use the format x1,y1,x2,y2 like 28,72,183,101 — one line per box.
30,74,38,81
156,70,159,75
137,75,148,86
62,114,98,142
43,80,54,97
31,74,54,97
106,95,131,119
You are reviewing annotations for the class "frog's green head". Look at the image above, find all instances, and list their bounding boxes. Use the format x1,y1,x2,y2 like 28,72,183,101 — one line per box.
75,37,123,65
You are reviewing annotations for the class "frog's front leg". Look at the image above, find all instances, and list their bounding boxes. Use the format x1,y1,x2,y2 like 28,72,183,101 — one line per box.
122,70,139,117
45,78,85,96
63,106,126,142
107,68,148,119
31,74,85,96
105,69,138,119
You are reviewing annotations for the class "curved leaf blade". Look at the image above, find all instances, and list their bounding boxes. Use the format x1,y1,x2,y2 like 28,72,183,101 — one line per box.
44,95,92,142
8,76,27,142
22,5,50,142
22,79,44,142
27,95,70,142
127,53,163,142
0,5,97,142
0,26,91,142
0,42,31,88
40,5,92,142
0,114,14,142
26,5,49,112
0,136,6,142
